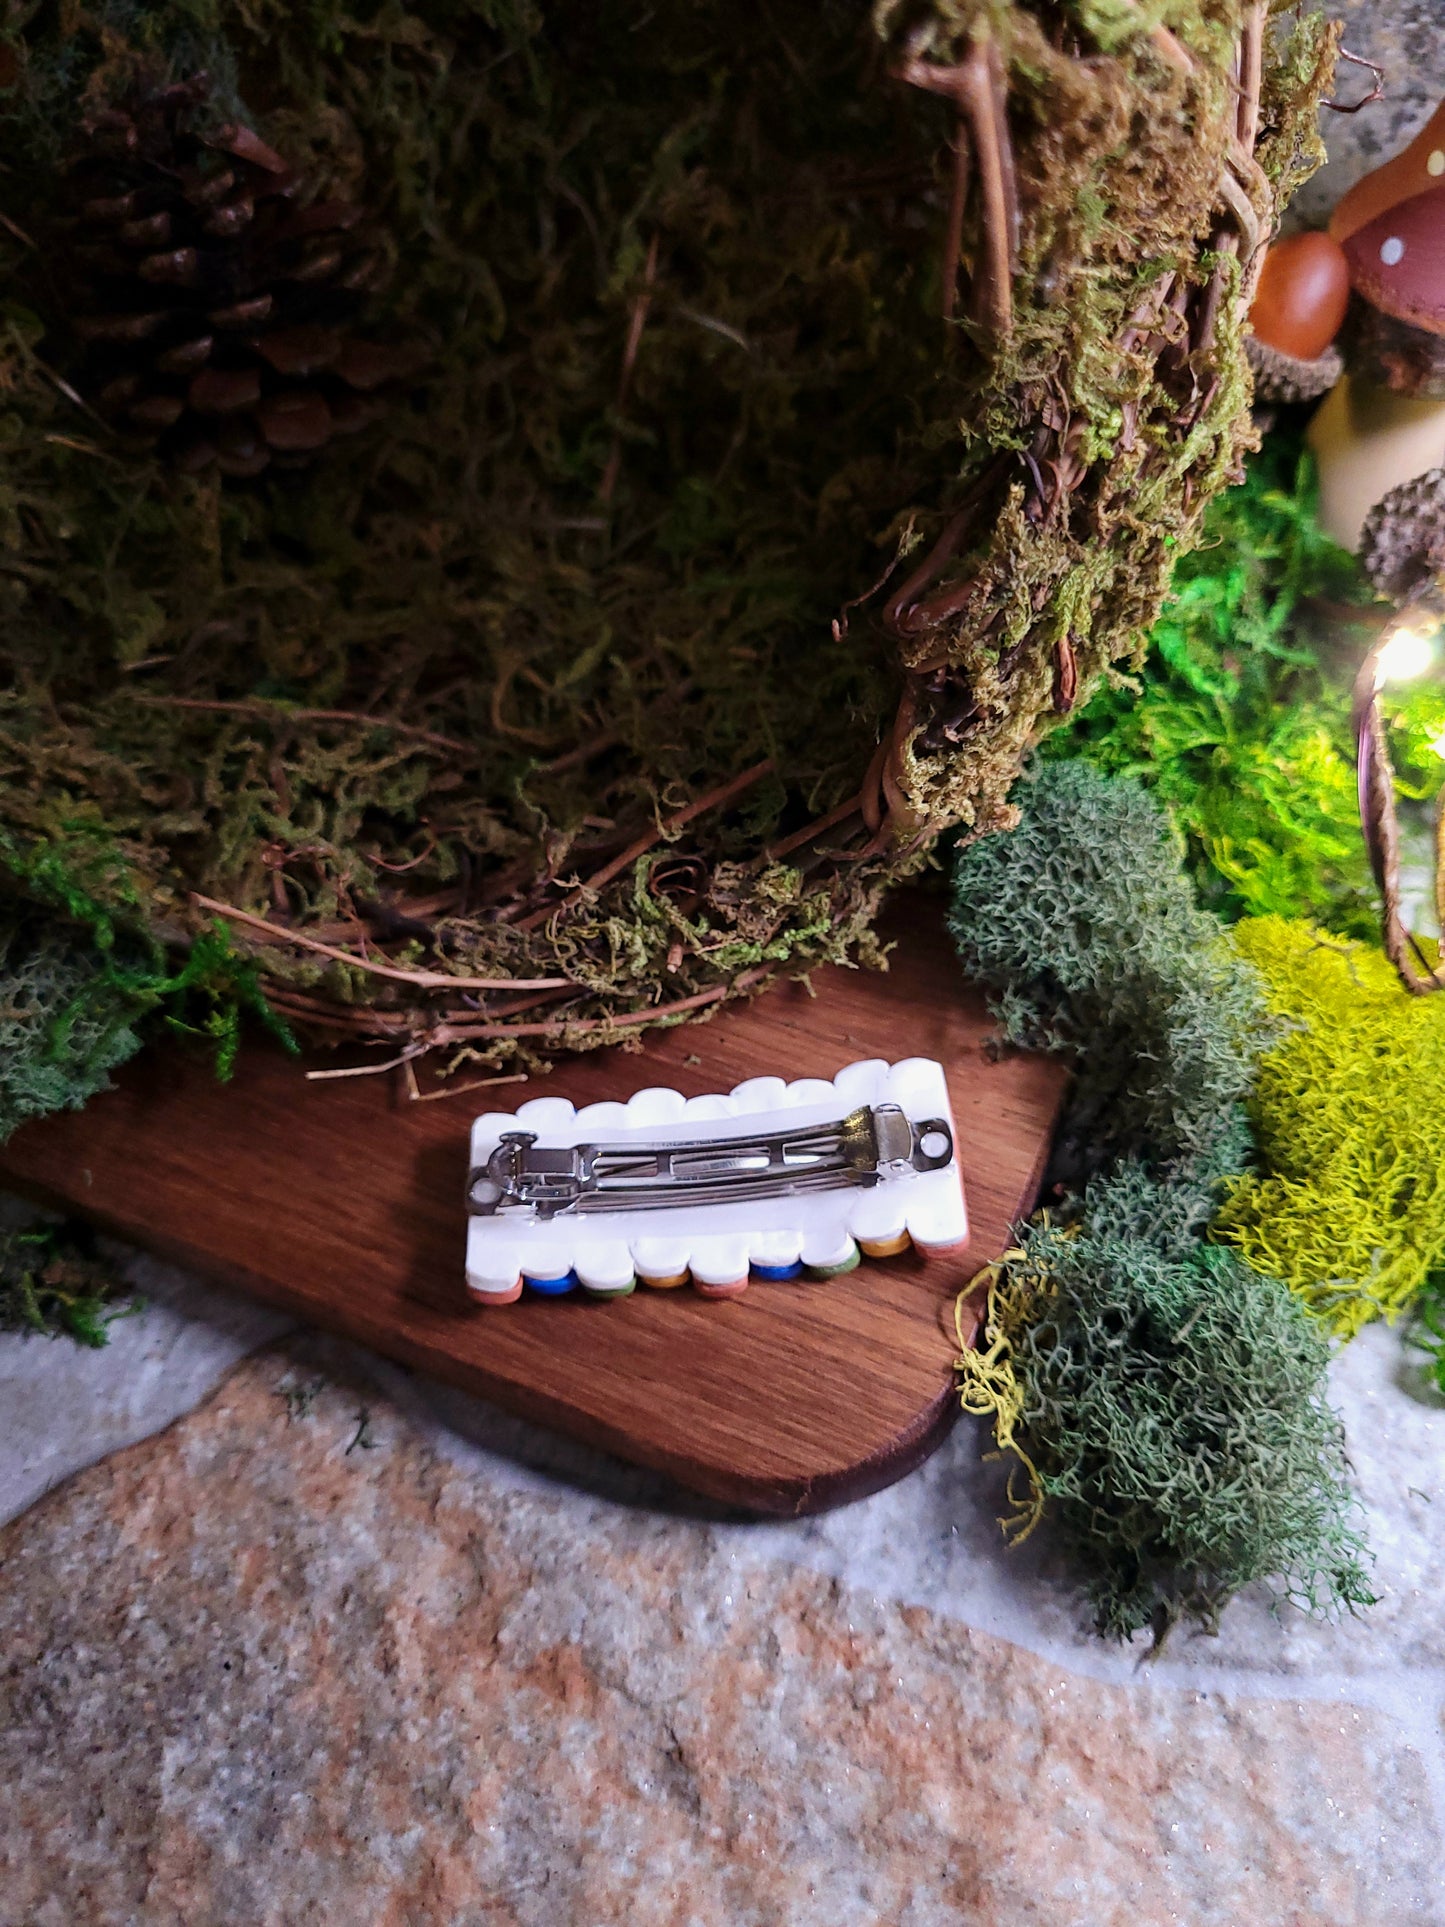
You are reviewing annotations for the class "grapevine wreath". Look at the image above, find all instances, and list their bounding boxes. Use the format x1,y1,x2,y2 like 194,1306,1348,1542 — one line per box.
0,1,1336,1086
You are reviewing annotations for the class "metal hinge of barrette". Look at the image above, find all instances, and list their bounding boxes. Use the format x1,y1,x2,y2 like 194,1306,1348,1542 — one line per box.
465,1102,955,1222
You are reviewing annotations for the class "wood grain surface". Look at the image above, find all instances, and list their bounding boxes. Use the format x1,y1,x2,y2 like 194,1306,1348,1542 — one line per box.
0,900,1065,1514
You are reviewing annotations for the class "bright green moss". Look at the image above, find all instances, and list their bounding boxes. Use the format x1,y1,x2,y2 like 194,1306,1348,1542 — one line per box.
0,1218,134,1346
1048,434,1445,936
1216,917,1445,1338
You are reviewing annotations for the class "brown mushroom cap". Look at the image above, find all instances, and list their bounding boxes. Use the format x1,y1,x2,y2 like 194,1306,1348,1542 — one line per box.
1331,100,1445,243
1341,186,1445,338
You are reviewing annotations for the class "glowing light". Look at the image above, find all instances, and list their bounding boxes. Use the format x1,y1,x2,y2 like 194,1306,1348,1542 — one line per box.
1430,730,1445,762
1376,626,1437,685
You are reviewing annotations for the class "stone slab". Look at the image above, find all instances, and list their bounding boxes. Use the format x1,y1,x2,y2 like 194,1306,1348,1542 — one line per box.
3,1346,1443,1927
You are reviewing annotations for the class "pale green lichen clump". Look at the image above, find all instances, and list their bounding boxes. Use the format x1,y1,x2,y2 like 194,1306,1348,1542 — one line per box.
951,765,1373,1640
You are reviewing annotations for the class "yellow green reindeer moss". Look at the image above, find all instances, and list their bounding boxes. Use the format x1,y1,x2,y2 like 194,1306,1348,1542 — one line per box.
1217,917,1445,1338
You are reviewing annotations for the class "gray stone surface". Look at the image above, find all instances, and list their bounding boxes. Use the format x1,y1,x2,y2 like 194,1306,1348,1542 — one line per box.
0,1241,289,1529
1295,2,1445,227
3,1231,1445,1922
4,1339,1444,1927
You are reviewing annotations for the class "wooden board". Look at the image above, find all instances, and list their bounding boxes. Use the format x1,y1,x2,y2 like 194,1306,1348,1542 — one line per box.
0,901,1065,1515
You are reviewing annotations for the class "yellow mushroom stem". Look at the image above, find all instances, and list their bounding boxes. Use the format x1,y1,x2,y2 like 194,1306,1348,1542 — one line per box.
1306,373,1445,551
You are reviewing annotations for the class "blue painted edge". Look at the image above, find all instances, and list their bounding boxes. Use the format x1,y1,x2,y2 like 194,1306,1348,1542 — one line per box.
523,1268,579,1296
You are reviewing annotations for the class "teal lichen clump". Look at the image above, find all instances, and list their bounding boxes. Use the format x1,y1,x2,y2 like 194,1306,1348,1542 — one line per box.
0,824,294,1144
949,759,1273,1184
0,0,1337,1078
0,912,145,1141
952,764,1373,1639
967,1160,1375,1640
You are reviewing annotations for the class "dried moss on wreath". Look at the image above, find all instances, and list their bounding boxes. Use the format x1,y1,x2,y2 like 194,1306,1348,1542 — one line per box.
0,0,1336,1080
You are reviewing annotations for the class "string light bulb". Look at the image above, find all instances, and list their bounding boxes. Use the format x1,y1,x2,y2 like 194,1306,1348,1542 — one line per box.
1375,624,1437,685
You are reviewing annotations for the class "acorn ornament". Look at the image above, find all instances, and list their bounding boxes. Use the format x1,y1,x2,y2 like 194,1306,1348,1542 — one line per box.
1245,231,1348,402
61,71,410,476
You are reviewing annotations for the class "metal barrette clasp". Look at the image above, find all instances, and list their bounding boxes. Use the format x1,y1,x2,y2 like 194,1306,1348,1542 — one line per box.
465,1102,954,1222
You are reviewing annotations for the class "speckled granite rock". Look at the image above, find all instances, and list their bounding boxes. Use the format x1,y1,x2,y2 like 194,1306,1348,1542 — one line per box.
2,1347,1443,1927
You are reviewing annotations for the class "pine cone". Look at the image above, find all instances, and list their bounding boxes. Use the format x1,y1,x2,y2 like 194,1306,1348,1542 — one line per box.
61,73,412,476
1358,466,1445,599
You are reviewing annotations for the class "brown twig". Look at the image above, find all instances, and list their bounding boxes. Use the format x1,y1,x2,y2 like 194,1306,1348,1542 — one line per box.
1352,625,1445,995
878,684,924,840
896,31,1018,338
533,678,696,776
883,454,1012,637
600,231,660,506
1324,47,1385,114
983,33,1020,275
831,531,916,642
1215,165,1260,260
535,729,623,776
1235,3,1265,151
1052,635,1078,714
194,895,575,992
516,756,776,929
401,1063,529,1103
305,1044,429,1081
425,965,773,1043
262,988,410,1036
763,794,864,862
1148,24,1194,75
940,122,972,322
129,694,475,760
1192,12,1270,361
0,208,36,250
